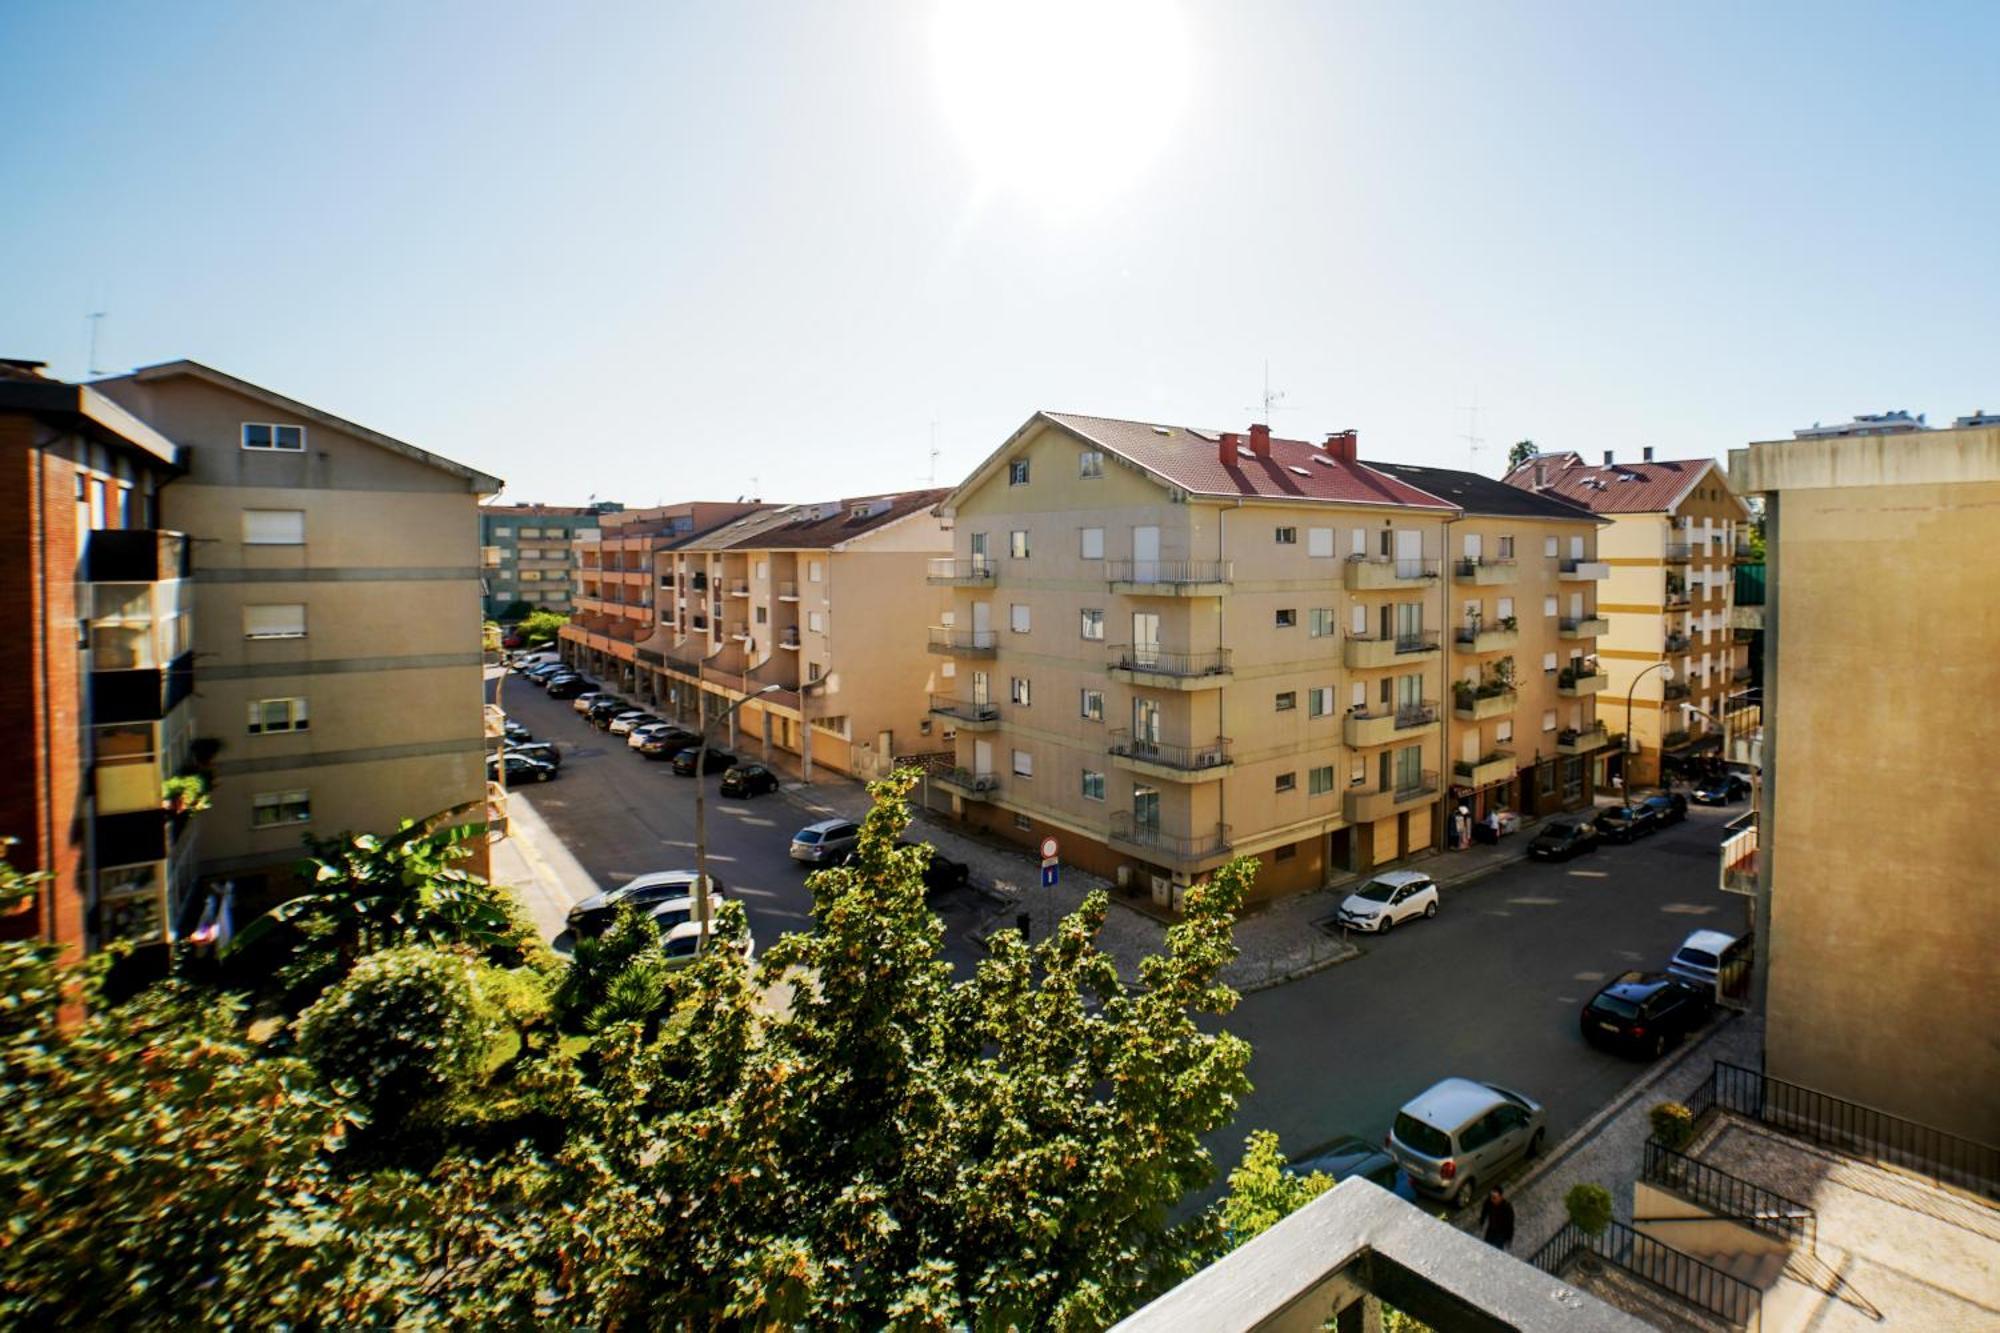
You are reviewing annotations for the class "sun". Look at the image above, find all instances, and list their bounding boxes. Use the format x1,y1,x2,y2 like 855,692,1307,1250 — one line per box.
930,0,1193,214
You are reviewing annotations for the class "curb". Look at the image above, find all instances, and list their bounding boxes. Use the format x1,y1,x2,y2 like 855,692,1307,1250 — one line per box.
1232,940,1363,994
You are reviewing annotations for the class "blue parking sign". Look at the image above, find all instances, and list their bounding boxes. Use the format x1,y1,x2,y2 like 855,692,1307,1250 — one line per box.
1041,864,1058,888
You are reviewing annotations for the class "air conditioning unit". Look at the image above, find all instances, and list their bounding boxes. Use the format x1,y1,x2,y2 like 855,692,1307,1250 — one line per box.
1150,875,1173,907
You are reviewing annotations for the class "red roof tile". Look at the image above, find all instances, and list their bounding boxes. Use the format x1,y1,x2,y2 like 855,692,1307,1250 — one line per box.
1501,452,1718,514
722,488,949,550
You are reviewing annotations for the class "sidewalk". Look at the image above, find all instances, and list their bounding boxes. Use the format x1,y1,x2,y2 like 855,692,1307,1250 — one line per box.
487,792,603,945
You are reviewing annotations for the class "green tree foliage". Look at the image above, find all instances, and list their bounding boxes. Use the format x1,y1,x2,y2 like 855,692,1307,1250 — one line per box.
1565,1181,1614,1236
295,946,499,1120
517,608,569,644
497,598,535,621
1506,438,1538,472
1215,1130,1334,1247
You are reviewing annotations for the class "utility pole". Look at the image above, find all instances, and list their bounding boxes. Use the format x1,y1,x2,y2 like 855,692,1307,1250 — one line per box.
693,685,780,935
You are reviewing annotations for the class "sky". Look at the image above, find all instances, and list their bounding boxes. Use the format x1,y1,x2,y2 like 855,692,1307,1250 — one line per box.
3,1,1995,506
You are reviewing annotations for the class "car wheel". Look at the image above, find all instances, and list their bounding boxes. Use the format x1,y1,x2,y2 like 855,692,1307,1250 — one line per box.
1423,901,1437,919
1527,1129,1546,1159
1377,913,1393,934
1653,1033,1667,1059
1454,1174,1478,1209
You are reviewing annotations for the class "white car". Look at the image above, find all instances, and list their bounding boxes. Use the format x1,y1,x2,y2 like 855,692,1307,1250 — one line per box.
572,690,615,714
607,711,656,736
1335,870,1439,933
661,918,755,969
628,722,679,749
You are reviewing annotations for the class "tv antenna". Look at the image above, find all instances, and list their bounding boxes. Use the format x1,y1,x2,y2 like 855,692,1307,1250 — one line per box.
86,310,108,376
926,420,941,485
1458,395,1486,468
1248,360,1296,419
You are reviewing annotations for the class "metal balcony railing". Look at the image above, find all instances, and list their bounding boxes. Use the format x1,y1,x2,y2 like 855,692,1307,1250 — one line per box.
1664,633,1691,653
936,767,1000,795
925,557,997,584
1640,1140,1817,1252
927,694,998,724
1347,629,1441,654
926,627,998,654
1105,558,1233,586
1107,814,1232,860
1358,700,1440,729
1530,1218,1760,1331
1345,554,1441,580
1452,556,1517,577
1558,615,1605,633
1107,645,1233,678
1107,731,1233,771
1664,680,1691,701
1663,541,1695,562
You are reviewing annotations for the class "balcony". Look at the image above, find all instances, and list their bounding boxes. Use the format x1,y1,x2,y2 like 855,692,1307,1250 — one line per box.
1106,646,1232,690
1342,629,1440,670
1719,821,1757,896
1451,557,1517,586
1663,680,1691,701
935,768,1000,801
1106,559,1233,595
726,581,750,598
777,581,800,601
1664,584,1692,609
927,694,1000,731
1343,701,1437,748
1663,632,1691,654
1731,664,1753,683
1107,731,1233,781
1559,614,1610,639
83,528,191,583
1559,557,1610,580
777,631,801,651
1107,814,1232,868
1453,620,1518,654
1556,723,1609,756
925,558,996,587
91,651,196,725
1661,728,1694,751
728,623,750,642
1453,749,1517,789
1557,664,1609,697
1344,770,1440,823
926,627,997,657
1451,683,1515,721
1663,541,1694,564
1343,554,1439,591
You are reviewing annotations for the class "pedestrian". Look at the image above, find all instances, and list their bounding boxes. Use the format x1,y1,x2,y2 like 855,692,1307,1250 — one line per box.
1481,1186,1516,1251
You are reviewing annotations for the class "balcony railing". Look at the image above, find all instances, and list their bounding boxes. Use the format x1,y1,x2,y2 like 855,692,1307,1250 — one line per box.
1559,556,1610,579
777,631,801,650
1731,664,1753,683
1105,559,1233,590
726,581,750,598
83,529,192,583
925,558,997,586
1344,554,1440,590
1107,731,1233,773
935,768,1000,799
1106,646,1232,679
1453,750,1516,786
1559,614,1609,638
1640,1139,1816,1251
927,694,999,726
1107,814,1232,863
1345,770,1440,823
926,627,998,656
1452,556,1517,585
776,581,800,600
1531,1218,1760,1332
1556,724,1608,755
1663,541,1694,563
1719,821,1757,896
1663,632,1691,653
1663,680,1691,701
1453,619,1519,652
1345,701,1438,747
1451,683,1514,720
1343,629,1441,669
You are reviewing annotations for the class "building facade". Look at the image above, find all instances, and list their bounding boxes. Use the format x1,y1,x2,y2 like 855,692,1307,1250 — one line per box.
1729,415,2000,1143
1504,451,1752,789
96,361,501,899
480,501,620,619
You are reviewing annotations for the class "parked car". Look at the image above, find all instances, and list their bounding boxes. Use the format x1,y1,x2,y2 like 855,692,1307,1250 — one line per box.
897,839,970,892
627,721,681,749
488,752,557,784
720,763,781,798
1580,971,1713,1058
503,741,561,769
565,870,724,938
1690,773,1751,806
1594,803,1657,844
502,720,533,745
638,729,701,760
671,746,736,776
546,676,589,700
1639,792,1688,827
790,818,861,865
1287,1134,1414,1199
1334,870,1438,934
660,919,755,969
1666,928,1753,997
1527,817,1598,862
607,711,659,737
1386,1078,1546,1207
586,698,633,727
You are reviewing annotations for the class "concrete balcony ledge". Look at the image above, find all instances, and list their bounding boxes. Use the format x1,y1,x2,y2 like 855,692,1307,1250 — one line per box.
1343,630,1441,670
936,768,1000,801
1106,559,1233,596
1108,731,1233,781
1663,541,1695,563
926,627,998,657
1106,815,1232,867
1454,622,1519,654
927,694,1000,730
1557,669,1609,697
925,558,997,587
1559,558,1611,580
1344,772,1439,823
1343,554,1440,591
1452,686,1515,721
1452,557,1517,586
1559,615,1610,639
1344,702,1438,748
1453,750,1517,789
1106,645,1233,690
1556,725,1609,756
1663,681,1692,701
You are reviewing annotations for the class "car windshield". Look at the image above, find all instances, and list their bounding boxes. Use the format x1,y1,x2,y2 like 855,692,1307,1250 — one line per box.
653,907,691,930
1354,880,1401,903
1393,1113,1452,1159
1592,993,1642,1018
795,829,822,844
1676,948,1718,969
663,935,700,958
1544,822,1577,837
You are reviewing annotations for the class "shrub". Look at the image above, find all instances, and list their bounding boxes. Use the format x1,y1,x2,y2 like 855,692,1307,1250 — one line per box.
295,946,498,1119
1564,1182,1613,1237
1650,1100,1695,1150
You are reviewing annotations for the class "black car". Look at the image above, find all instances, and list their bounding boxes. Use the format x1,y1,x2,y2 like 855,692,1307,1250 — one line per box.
546,676,589,700
1594,803,1657,844
488,753,557,783
671,746,736,776
1639,793,1689,827
720,763,781,797
1287,1134,1415,1200
1690,774,1750,805
565,870,725,938
898,839,970,893
1527,817,1599,862
504,741,561,769
502,720,533,745
1580,971,1712,1058
585,698,632,726
638,728,701,760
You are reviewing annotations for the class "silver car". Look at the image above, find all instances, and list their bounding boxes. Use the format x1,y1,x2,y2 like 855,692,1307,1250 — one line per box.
789,818,860,865
1386,1078,1547,1207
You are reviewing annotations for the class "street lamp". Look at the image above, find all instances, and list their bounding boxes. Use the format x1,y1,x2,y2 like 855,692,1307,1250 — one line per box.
692,684,782,935
1624,661,1675,793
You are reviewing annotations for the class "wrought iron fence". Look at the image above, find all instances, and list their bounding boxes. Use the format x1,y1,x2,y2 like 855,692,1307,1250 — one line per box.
1641,1140,1816,1251
1530,1219,1761,1330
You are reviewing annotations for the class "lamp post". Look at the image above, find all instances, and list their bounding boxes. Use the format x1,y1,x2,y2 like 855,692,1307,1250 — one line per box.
693,684,782,935
1624,661,1675,793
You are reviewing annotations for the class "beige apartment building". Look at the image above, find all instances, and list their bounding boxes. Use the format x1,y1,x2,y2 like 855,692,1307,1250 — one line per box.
1505,450,1751,789
1729,413,2000,1143
96,361,502,892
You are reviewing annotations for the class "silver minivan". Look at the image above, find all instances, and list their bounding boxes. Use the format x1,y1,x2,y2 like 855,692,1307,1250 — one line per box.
1667,928,1753,998
1386,1078,1547,1207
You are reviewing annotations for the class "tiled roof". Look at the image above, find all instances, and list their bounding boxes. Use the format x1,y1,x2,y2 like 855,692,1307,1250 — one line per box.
1500,453,1716,514
1044,413,1457,510
1363,461,1602,522
722,488,949,550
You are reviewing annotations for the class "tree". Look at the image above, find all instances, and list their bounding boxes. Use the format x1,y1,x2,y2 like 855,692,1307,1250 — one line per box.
517,609,569,645
1505,438,1538,473
295,945,500,1122
1215,1130,1333,1248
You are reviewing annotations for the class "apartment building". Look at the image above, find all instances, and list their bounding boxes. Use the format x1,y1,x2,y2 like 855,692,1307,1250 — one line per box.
480,501,621,618
0,362,195,956
1504,450,1751,789
931,414,1477,903
1729,414,2000,1142
1365,463,1609,821
95,360,502,897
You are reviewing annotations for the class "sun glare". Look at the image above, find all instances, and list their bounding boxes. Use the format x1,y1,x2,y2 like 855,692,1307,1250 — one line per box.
930,0,1192,215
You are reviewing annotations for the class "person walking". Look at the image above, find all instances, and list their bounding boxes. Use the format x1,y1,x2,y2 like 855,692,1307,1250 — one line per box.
1481,1186,1516,1251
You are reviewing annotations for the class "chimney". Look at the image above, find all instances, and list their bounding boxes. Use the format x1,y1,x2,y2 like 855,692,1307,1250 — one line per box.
1248,423,1272,458
1218,432,1239,466
1323,429,1358,464
1532,459,1549,490
1643,446,1655,462
1603,450,1615,466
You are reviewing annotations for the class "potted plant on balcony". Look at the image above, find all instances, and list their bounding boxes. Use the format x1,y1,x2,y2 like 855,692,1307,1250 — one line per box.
1498,614,1518,632
1452,680,1477,711
162,772,212,816
1565,1181,1614,1270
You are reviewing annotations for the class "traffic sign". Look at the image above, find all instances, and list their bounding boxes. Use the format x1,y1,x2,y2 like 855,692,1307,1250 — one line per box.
1041,864,1059,888
1039,836,1059,860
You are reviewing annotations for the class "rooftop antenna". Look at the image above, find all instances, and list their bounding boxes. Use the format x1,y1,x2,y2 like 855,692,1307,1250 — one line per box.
1247,360,1296,419
1458,393,1486,469
927,420,941,485
86,310,108,376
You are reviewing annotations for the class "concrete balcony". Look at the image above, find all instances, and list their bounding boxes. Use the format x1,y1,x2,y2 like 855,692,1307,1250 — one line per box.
1344,771,1440,823
1343,701,1438,748
1106,559,1233,596
1451,685,1515,722
936,768,1000,801
1453,621,1519,654
1556,724,1609,756
777,581,801,601
1559,614,1610,639
926,627,997,657
1663,633,1692,654
925,558,997,587
1106,646,1232,690
1453,750,1517,789
1343,629,1441,670
1452,557,1517,587
1663,541,1694,564
927,694,1000,731
1344,555,1440,591
1107,814,1232,868
1719,821,1757,896
1557,667,1609,697
1108,731,1233,781
726,581,750,598
1731,664,1753,683
1663,680,1691,702
1559,558,1610,580
776,631,801,652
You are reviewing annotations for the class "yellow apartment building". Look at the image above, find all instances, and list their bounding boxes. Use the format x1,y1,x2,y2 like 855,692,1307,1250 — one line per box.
1504,450,1751,790
931,413,1480,904
95,360,502,892
1729,413,2000,1143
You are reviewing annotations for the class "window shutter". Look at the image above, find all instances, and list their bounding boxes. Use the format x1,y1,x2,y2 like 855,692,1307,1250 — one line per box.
242,509,305,544
243,604,306,638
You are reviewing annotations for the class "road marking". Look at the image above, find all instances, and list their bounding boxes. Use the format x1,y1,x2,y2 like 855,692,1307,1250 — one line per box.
1573,970,1606,982
1507,896,1562,906
1565,869,1609,878
1661,902,1718,916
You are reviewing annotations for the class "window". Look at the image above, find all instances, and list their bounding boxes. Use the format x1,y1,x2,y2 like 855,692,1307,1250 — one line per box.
1079,688,1104,721
1496,719,1513,743
242,509,304,545
1009,529,1030,559
242,423,306,451
1275,691,1297,712
1078,450,1104,479
1308,608,1336,638
247,697,309,734
1012,749,1033,777
252,789,311,827
1079,608,1105,640
1079,527,1104,559
1010,676,1031,706
1498,535,1515,559
807,662,823,682
1309,687,1334,717
1544,536,1559,557
519,527,543,539
1010,604,1031,633
1275,608,1296,628
807,610,825,633
1275,771,1296,793
754,605,768,625
1274,843,1297,861
1081,770,1106,801
1307,527,1334,557
1309,765,1335,795
755,560,767,581
1542,709,1558,732
1544,595,1558,617
1543,651,1558,673
1275,526,1297,545
1009,459,1030,485
243,603,306,639
807,560,824,582
1497,596,1514,621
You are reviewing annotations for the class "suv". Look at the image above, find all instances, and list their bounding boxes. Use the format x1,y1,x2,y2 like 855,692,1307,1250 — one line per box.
572,690,616,714
607,711,658,737
565,870,724,939
1528,817,1598,862
1594,803,1657,844
1691,773,1751,805
1639,792,1688,827
1335,870,1438,933
586,698,633,727
671,746,735,776
638,728,700,759
720,763,781,797
1666,928,1753,997
1581,971,1712,1058
790,819,861,865
546,676,590,700
1387,1079,1546,1207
